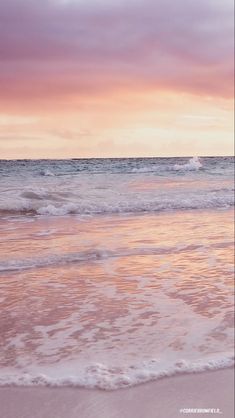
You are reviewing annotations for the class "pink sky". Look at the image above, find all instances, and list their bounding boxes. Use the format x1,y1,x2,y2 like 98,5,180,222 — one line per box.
0,0,234,158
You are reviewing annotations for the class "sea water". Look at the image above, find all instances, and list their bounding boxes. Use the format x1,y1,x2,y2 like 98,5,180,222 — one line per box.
0,157,234,389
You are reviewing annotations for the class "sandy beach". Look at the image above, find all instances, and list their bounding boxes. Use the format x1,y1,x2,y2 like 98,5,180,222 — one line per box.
0,369,233,418
0,0,234,415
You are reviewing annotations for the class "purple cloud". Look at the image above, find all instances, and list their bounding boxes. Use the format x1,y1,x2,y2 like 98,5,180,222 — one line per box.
0,0,233,104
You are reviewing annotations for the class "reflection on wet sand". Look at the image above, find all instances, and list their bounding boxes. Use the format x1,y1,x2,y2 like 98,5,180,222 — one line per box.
0,209,234,373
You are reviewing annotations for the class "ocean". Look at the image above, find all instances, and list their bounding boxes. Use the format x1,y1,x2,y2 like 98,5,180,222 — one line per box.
0,156,234,389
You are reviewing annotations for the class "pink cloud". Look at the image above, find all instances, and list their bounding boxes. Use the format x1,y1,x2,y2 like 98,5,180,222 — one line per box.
0,0,233,106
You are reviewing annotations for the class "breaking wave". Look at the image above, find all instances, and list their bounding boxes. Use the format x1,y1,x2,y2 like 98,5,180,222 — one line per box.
173,157,202,171
0,193,233,217
40,169,55,177
0,156,233,217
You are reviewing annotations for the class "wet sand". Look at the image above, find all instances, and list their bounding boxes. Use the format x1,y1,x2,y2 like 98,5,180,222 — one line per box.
0,368,234,418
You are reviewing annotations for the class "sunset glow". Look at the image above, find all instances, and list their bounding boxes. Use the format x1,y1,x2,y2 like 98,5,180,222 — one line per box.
0,0,234,158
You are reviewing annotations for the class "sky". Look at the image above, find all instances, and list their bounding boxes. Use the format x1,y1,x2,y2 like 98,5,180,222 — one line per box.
0,0,234,158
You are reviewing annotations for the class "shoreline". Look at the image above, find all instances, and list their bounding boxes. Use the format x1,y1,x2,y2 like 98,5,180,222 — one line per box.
0,368,234,418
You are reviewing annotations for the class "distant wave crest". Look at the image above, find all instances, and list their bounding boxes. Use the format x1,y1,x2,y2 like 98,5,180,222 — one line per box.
40,169,55,177
173,157,203,171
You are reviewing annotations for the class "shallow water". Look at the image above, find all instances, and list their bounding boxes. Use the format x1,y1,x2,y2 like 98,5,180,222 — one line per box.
0,157,234,389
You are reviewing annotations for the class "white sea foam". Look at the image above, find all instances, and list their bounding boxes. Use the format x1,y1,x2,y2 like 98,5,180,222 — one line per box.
174,157,202,171
37,203,78,216
38,196,233,216
40,169,55,176
0,354,233,390
0,157,234,217
0,191,233,217
0,158,234,392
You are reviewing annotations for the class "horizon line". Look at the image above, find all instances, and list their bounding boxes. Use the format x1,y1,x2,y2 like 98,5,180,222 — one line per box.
0,155,234,161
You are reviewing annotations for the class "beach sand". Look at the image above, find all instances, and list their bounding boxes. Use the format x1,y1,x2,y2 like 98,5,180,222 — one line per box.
0,369,233,418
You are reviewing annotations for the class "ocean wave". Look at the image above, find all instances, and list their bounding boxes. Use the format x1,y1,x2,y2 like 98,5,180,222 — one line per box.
0,194,233,217
40,169,55,177
130,157,204,173
0,160,234,217
0,242,232,272
0,157,234,178
0,354,233,390
0,249,113,272
173,157,203,171
130,167,156,173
